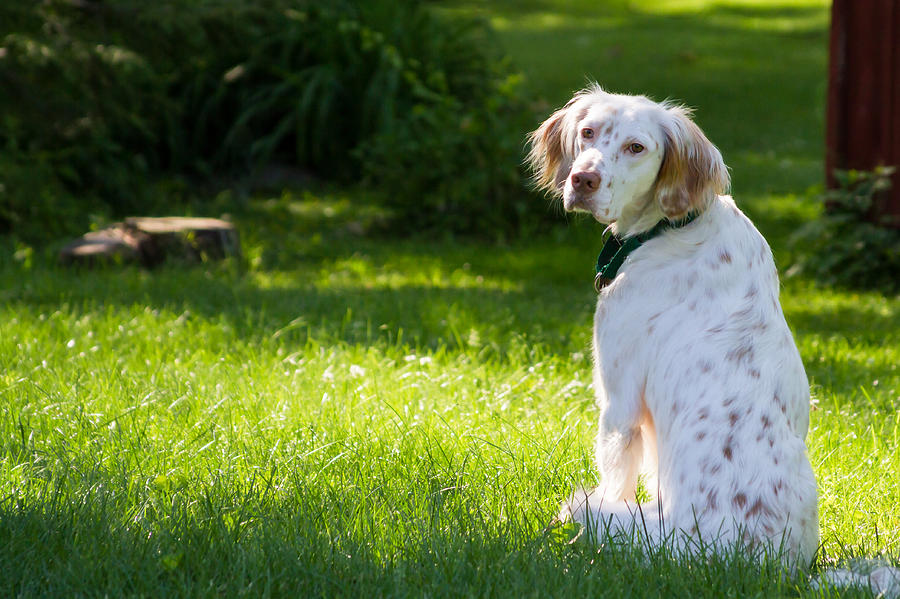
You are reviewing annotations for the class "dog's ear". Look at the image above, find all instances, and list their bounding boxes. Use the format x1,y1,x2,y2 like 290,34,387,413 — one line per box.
527,99,579,197
654,106,730,219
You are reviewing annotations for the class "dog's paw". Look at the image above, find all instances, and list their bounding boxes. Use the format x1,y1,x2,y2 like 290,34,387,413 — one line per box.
558,487,601,524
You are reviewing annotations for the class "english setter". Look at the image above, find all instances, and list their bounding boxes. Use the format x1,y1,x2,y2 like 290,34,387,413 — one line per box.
527,85,819,567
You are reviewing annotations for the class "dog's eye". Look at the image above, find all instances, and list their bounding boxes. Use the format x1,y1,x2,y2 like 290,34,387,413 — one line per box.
581,128,594,139
629,143,645,154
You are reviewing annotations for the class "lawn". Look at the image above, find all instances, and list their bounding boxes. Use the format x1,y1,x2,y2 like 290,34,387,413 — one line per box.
2,0,900,596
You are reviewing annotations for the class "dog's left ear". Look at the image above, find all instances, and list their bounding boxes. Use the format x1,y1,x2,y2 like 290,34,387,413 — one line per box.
526,98,580,197
654,106,730,219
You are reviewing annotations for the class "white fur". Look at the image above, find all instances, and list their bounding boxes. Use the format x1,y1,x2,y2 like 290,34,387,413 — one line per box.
529,86,819,567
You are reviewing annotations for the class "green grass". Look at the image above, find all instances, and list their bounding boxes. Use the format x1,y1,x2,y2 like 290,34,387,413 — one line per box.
3,0,900,596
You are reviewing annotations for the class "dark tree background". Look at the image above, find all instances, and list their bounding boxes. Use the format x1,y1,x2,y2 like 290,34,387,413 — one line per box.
826,0,900,225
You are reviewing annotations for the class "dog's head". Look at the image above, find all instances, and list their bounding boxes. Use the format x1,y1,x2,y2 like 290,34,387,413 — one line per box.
527,85,729,233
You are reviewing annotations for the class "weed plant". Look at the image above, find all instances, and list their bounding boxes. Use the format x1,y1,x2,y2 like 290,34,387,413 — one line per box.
790,167,900,292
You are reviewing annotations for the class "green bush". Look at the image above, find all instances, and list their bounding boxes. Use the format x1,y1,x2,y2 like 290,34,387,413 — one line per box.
0,0,545,241
361,71,538,238
789,167,900,293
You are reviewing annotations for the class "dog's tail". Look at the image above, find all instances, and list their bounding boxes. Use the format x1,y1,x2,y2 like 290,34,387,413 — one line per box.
812,561,900,597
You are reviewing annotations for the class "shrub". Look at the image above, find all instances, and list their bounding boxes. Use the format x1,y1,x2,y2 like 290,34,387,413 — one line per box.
0,0,545,241
360,73,538,238
789,167,900,293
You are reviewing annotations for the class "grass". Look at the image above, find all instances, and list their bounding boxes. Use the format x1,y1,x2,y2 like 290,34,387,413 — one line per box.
2,0,900,596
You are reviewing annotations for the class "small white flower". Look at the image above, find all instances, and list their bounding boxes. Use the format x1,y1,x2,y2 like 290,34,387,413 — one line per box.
349,364,366,378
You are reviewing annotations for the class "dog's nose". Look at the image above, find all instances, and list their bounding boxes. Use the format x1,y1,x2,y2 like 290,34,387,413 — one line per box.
570,171,600,193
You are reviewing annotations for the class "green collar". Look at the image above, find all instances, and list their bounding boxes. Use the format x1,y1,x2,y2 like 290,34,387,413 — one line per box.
594,213,699,292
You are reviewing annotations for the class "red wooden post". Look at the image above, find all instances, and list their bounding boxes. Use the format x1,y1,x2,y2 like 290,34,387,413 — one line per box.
826,0,900,225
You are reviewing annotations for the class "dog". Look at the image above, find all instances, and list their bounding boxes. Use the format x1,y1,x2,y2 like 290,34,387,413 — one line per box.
527,85,819,567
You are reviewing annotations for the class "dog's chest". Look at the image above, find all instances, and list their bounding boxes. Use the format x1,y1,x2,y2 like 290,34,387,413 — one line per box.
593,266,699,346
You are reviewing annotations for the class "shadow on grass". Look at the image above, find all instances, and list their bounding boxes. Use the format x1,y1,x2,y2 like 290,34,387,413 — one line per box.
785,296,900,402
2,261,593,361
0,490,813,598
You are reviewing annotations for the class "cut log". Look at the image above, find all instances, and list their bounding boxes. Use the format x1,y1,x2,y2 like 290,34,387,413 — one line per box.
59,217,240,267
123,217,240,266
57,226,146,267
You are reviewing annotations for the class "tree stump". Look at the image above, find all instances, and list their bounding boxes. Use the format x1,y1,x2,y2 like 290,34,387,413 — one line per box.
59,217,240,267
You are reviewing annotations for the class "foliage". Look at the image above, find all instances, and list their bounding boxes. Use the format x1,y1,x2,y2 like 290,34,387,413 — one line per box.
0,0,543,241
789,167,900,293
360,70,540,238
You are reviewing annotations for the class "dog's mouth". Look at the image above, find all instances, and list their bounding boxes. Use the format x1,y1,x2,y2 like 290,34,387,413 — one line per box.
563,189,610,221
563,191,591,212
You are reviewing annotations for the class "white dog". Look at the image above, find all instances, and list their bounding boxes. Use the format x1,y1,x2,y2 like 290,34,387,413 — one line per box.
527,85,819,567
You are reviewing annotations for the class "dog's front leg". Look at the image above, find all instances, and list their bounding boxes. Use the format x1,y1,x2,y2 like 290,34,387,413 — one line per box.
558,385,646,531
593,395,644,503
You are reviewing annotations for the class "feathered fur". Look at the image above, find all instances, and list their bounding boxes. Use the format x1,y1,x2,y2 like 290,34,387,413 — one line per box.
529,85,818,568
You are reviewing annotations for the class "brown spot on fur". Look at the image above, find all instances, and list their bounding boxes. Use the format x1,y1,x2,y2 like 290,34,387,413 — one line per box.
723,395,737,407
733,493,747,509
696,431,706,441
748,368,761,379
719,250,733,264
706,490,718,510
726,344,754,366
723,444,733,461
698,360,713,373
746,498,770,518
761,415,771,430
728,411,740,426
775,392,788,415
698,407,709,420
